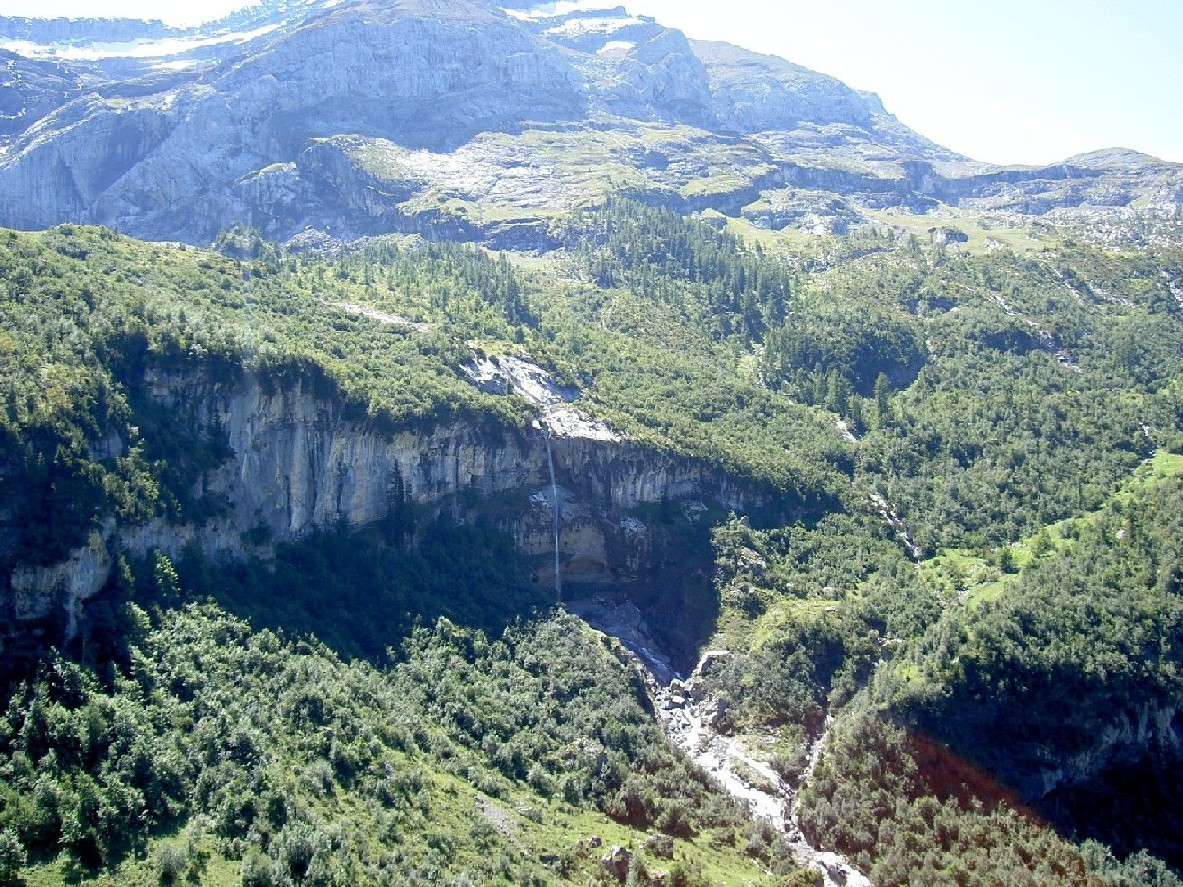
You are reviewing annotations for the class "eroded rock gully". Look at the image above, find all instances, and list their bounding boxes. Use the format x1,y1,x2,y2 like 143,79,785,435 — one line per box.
659,668,868,886
586,600,869,887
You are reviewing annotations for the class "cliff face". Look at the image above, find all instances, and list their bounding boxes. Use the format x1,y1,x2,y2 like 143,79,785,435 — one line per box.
0,50,83,142
0,1,589,241
3,0,1099,248
2,364,761,665
965,700,1183,804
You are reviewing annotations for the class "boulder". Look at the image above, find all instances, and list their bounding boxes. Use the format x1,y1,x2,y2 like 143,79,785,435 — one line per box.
601,845,632,881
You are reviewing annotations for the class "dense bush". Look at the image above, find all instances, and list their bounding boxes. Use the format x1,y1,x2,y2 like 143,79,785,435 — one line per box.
0,604,753,881
798,709,1110,887
4,212,1183,883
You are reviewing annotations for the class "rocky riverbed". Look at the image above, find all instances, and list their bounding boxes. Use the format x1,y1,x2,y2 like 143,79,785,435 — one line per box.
575,597,869,886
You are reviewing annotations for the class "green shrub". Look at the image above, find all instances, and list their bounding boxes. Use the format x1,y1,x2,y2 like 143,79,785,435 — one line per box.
0,829,27,884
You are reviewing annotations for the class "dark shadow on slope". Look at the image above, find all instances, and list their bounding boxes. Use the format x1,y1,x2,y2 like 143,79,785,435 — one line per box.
1041,756,1183,870
562,510,722,683
154,517,551,663
561,495,840,683
565,558,717,686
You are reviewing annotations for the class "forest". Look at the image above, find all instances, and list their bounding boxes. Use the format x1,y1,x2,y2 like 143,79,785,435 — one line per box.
1,204,1182,885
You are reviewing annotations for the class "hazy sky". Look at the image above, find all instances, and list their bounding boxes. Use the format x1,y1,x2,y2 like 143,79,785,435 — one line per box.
3,0,1180,166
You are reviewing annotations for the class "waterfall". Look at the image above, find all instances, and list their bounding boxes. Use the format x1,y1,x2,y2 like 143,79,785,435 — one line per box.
542,425,562,601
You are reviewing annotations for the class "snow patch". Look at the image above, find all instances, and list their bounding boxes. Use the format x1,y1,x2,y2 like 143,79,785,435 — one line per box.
597,39,635,56
544,16,645,38
502,1,623,21
2,22,280,61
152,59,202,71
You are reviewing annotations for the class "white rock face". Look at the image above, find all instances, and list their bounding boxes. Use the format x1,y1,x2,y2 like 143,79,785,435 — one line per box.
6,365,763,639
692,40,876,134
0,1,588,240
11,531,113,638
147,367,541,537
551,19,715,125
1031,702,1183,798
0,0,978,244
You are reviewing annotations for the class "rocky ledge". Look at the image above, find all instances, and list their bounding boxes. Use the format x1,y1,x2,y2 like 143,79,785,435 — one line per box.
3,356,770,665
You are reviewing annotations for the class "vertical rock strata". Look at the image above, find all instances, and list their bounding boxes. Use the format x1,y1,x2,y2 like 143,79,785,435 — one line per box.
3,366,762,652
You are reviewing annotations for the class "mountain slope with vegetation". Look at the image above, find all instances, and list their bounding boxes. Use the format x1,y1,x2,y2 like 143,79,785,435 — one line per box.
2,2,1183,885
2,198,1181,884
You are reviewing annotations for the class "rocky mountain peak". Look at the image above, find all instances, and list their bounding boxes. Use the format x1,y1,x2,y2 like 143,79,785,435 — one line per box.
0,0,1179,246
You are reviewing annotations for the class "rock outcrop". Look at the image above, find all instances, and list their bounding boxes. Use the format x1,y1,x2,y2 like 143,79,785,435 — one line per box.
1018,702,1182,802
0,0,593,240
0,50,83,142
1,360,769,663
7,0,1175,245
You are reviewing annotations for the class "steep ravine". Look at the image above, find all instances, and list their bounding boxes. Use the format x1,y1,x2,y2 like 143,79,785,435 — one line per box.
596,619,870,886
658,687,868,887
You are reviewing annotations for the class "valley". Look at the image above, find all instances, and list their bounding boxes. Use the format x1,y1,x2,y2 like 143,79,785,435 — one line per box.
1,1,1182,885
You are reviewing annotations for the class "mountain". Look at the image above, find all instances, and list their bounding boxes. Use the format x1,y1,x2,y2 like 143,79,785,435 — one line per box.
3,0,1179,246
2,2,1183,886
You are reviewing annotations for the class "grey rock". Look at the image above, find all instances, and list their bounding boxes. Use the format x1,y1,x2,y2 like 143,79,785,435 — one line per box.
0,0,1179,244
601,845,632,881
0,50,84,141
3,361,773,647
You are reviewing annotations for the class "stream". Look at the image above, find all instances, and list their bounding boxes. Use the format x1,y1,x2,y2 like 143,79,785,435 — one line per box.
870,492,922,561
575,598,870,886
655,673,869,887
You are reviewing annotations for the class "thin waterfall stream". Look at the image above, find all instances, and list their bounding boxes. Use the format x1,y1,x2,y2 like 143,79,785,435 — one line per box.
542,425,561,602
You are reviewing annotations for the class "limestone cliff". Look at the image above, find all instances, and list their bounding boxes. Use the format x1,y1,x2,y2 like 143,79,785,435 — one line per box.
0,1,589,240
2,362,764,666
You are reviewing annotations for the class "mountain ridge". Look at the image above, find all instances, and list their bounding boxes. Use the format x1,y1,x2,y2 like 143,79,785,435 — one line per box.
4,0,1178,246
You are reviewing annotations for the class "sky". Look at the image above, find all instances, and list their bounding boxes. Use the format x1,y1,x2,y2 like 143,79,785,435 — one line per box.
3,0,1180,166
